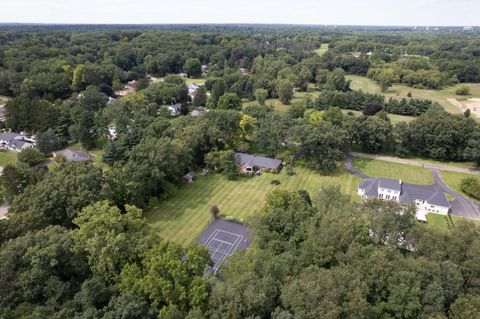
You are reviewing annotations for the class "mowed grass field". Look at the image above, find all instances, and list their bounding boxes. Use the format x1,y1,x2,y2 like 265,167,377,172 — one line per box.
352,157,435,185
346,75,480,116
145,166,361,246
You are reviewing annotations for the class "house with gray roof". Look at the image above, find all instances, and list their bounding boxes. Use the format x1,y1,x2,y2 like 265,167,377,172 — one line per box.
55,149,93,163
167,103,182,116
358,178,450,221
0,132,35,152
235,153,282,173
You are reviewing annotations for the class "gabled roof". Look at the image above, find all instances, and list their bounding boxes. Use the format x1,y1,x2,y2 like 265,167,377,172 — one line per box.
234,153,282,169
56,149,92,162
379,179,402,191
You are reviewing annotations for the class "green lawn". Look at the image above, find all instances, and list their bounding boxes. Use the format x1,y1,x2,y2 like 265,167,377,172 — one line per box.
346,75,382,94
427,213,480,232
315,43,329,56
145,166,361,246
0,150,17,166
352,157,434,185
439,170,480,204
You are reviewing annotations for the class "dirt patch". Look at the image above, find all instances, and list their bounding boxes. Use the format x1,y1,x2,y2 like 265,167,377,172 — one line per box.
448,98,480,118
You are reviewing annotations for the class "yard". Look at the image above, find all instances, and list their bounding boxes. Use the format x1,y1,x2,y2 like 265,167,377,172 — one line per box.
352,157,435,185
426,213,480,232
145,166,361,246
0,150,17,166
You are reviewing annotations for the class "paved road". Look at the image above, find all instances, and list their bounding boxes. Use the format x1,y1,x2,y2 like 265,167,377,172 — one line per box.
350,152,480,176
348,153,480,220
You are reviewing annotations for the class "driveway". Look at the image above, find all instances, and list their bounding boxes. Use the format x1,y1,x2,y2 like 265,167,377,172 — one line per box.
348,153,480,220
431,169,480,220
344,155,367,179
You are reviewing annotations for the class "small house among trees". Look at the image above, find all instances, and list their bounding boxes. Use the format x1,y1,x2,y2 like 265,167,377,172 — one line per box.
234,153,282,173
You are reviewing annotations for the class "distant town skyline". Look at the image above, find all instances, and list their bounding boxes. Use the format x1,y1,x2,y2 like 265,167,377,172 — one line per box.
1,0,478,27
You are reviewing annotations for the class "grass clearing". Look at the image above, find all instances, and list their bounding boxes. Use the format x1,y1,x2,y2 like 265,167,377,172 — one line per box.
346,75,382,94
352,157,434,185
0,150,17,166
342,109,416,125
315,43,329,56
145,166,361,245
243,87,320,112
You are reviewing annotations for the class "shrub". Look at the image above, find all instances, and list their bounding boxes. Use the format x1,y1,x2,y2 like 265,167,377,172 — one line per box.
17,148,45,166
210,205,220,219
271,179,281,185
461,177,480,199
363,103,383,116
456,85,470,96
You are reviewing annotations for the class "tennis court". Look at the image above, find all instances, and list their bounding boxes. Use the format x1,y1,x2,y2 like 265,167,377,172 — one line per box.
197,219,251,273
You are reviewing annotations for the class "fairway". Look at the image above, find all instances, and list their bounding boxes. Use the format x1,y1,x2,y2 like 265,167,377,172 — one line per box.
346,75,480,117
352,157,435,185
145,166,361,245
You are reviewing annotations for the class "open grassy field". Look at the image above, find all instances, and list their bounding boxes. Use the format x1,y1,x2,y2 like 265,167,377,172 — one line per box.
0,150,17,166
439,170,480,204
243,86,320,112
352,157,435,185
346,75,480,115
145,166,361,245
315,43,329,56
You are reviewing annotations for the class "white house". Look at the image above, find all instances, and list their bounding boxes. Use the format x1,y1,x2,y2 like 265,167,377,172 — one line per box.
167,103,182,116
358,178,450,221
0,132,35,152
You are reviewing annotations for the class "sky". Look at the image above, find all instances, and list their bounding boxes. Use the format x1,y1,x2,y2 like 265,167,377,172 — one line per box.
0,0,478,26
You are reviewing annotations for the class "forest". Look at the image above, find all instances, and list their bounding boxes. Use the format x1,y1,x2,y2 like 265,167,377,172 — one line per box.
1,25,480,318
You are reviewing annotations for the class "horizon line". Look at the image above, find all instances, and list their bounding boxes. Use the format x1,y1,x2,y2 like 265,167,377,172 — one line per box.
0,22,477,28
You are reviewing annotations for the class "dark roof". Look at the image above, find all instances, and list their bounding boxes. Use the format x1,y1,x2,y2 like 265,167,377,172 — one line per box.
379,179,402,191
358,178,449,207
56,149,92,162
234,153,282,169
